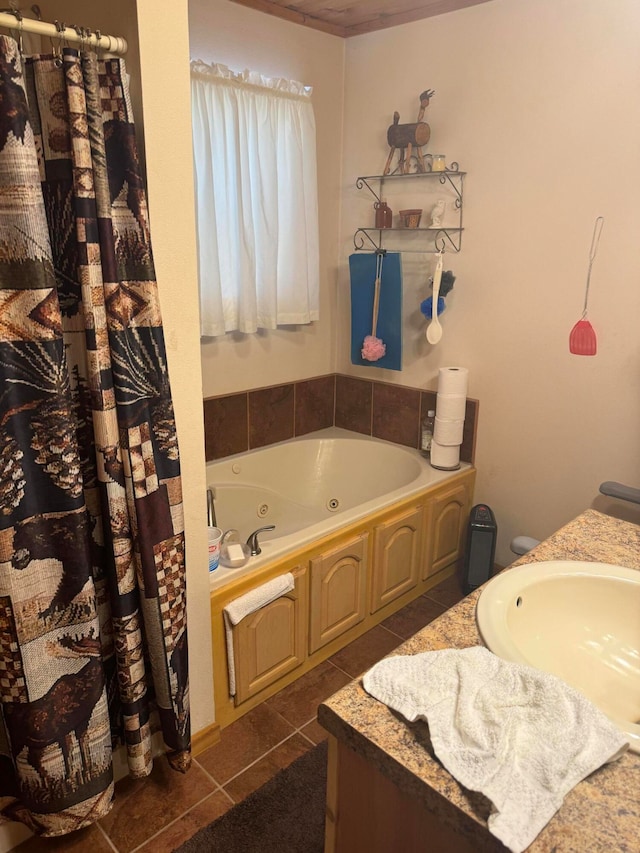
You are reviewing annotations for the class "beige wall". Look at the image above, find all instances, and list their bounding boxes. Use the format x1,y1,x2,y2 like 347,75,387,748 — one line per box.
189,0,345,397
341,0,640,564
135,0,213,735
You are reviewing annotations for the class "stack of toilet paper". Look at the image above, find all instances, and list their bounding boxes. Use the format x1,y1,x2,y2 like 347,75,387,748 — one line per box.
431,367,468,470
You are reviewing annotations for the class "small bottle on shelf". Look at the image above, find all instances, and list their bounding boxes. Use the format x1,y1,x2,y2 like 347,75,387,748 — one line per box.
374,200,392,229
420,410,436,457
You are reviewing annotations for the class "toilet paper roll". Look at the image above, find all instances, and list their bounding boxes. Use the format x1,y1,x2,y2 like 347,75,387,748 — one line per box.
434,417,465,446
438,367,469,397
430,440,461,470
436,392,467,421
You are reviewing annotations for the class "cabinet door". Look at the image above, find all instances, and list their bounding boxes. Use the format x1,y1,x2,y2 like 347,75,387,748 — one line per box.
233,566,307,705
309,534,368,654
427,483,469,577
371,505,422,613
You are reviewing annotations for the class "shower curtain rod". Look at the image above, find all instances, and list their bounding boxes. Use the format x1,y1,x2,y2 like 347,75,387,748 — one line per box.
0,12,127,55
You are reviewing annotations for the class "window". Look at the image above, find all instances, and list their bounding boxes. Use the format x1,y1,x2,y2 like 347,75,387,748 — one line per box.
191,61,320,336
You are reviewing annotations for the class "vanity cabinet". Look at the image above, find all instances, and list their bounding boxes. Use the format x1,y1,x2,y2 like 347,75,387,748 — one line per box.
211,467,475,729
231,565,307,705
309,533,368,654
370,504,423,613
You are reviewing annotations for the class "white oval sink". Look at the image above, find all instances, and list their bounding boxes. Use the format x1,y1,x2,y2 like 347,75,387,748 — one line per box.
476,561,640,752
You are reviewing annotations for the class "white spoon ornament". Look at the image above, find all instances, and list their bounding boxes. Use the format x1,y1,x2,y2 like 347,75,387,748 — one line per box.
426,252,443,344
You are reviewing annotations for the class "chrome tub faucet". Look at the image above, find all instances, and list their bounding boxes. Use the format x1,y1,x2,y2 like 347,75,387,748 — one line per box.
207,487,217,528
246,525,276,556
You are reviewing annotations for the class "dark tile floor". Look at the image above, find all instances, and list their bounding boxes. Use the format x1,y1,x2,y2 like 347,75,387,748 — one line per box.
12,573,465,852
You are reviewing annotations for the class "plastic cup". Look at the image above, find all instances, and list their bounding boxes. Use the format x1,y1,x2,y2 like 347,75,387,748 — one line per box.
208,526,223,572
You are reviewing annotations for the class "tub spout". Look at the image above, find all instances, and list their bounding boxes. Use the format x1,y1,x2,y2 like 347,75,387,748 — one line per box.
246,525,276,556
207,488,217,527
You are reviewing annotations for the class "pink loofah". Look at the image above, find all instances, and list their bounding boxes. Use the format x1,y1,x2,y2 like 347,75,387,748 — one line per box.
361,335,386,361
362,254,386,362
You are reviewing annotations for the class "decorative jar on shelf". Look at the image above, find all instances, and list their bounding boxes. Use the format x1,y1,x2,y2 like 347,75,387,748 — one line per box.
374,200,392,228
399,209,423,228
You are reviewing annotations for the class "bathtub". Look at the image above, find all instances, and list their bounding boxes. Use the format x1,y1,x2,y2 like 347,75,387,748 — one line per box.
206,427,470,590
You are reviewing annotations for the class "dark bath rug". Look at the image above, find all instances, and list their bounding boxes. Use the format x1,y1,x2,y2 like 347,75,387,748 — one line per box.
175,740,328,852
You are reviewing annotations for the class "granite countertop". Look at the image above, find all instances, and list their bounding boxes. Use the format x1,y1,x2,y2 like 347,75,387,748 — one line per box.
318,509,640,852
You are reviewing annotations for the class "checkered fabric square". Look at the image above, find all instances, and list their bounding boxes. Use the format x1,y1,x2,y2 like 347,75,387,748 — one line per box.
0,597,27,702
154,535,186,644
129,423,158,498
100,76,124,122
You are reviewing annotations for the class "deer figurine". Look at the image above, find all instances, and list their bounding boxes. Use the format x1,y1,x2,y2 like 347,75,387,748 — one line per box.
383,89,435,175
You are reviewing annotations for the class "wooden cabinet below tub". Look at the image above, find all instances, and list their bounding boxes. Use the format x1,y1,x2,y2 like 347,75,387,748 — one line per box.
210,467,476,729
425,480,473,578
370,504,423,613
230,565,307,705
309,533,368,654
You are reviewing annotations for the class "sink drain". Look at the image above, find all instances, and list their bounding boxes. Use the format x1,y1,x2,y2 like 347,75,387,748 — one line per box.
326,497,340,512
257,503,269,518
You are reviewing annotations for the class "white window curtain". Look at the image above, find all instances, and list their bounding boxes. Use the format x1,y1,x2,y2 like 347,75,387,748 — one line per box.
191,61,320,336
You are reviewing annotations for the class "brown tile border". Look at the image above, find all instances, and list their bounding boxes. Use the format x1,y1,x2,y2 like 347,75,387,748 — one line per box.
372,382,421,448
460,398,479,465
248,384,295,449
295,375,335,436
334,374,372,435
203,393,248,460
203,373,478,465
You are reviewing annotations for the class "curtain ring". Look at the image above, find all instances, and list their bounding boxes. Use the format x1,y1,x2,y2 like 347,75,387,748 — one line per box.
95,29,103,59
10,9,24,60
72,23,82,54
50,20,59,58
53,20,65,67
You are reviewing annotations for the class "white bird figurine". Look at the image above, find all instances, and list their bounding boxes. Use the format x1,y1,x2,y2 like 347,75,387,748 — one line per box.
430,199,445,228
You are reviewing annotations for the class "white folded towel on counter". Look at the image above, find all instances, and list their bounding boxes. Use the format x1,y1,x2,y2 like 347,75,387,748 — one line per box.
223,572,295,696
363,646,628,853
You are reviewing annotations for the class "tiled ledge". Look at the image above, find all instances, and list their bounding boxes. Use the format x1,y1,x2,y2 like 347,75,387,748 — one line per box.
203,374,478,465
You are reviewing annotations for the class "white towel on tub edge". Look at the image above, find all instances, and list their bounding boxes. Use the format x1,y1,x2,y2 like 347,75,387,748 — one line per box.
362,646,628,853
223,572,295,696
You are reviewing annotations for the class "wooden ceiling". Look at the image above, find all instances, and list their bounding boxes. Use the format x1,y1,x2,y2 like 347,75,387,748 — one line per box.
229,0,494,37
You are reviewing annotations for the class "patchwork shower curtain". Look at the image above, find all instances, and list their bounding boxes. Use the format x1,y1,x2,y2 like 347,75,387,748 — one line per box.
0,36,190,835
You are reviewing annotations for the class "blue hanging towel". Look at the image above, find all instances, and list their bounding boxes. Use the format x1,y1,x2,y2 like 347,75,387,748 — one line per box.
349,252,403,371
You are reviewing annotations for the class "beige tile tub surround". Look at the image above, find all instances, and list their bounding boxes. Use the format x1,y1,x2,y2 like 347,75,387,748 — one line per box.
319,509,640,851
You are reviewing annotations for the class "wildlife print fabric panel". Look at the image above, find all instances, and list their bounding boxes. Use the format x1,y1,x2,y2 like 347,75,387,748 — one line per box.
0,36,190,835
